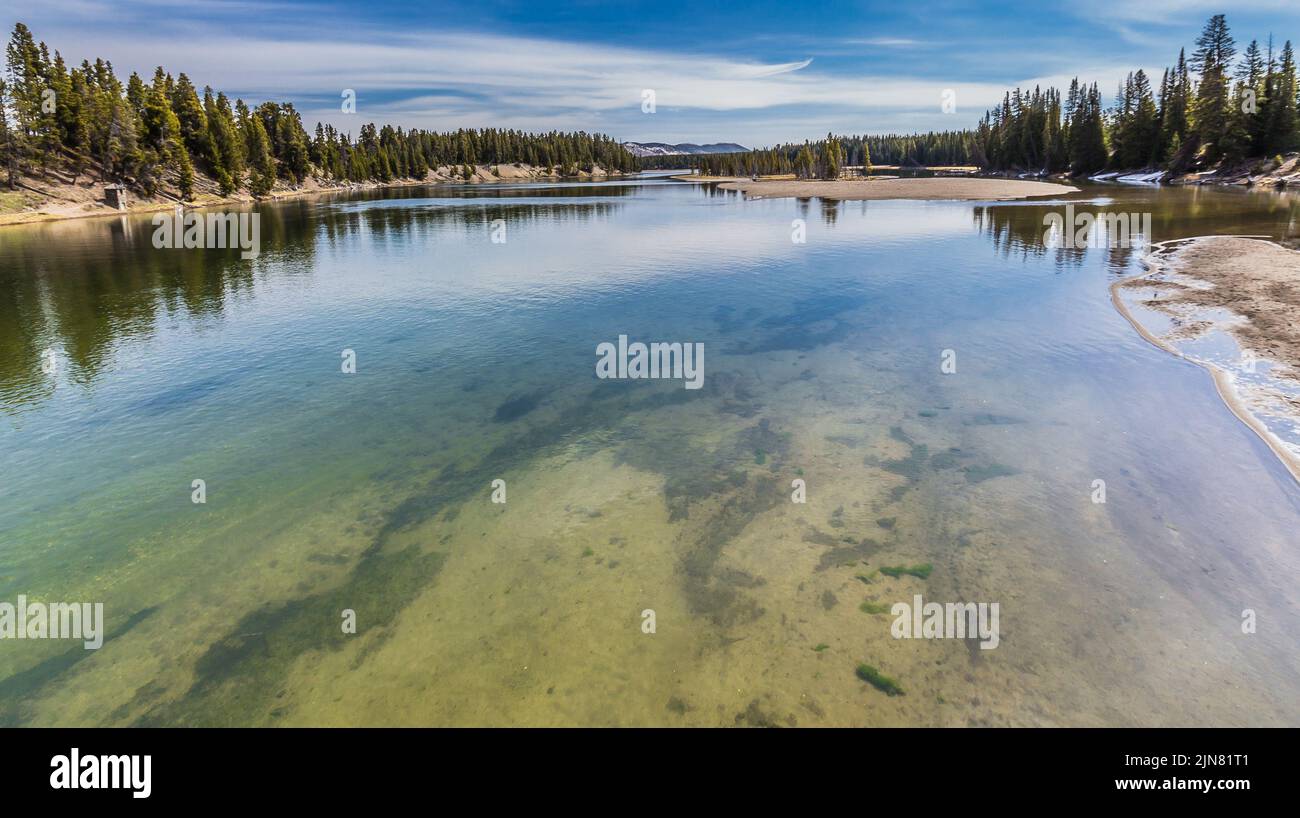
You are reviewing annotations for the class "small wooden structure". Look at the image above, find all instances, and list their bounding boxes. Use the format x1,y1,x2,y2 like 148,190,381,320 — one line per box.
105,184,128,211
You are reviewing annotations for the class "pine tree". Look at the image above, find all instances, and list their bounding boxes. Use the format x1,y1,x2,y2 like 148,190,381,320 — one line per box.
0,78,14,188
1161,49,1193,168
170,73,211,167
204,87,239,194
49,52,75,154
244,112,276,196
795,142,815,178
1239,36,1266,153
1069,84,1108,174
105,94,141,182
5,23,43,174
275,103,310,184
1263,41,1299,154
822,133,842,179
1123,70,1160,167
65,67,94,182
1190,14,1237,162
141,68,193,197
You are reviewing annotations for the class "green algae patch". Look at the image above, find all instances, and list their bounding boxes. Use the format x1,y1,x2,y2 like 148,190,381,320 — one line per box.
879,563,932,580
856,663,904,696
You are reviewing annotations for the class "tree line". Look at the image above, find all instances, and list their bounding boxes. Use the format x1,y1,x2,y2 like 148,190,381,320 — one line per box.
680,137,846,178
6,14,1295,194
0,22,637,200
669,14,1299,180
676,130,977,178
977,14,1299,174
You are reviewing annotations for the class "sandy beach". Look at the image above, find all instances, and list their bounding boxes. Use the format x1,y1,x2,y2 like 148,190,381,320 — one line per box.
1112,236,1300,483
712,176,1079,201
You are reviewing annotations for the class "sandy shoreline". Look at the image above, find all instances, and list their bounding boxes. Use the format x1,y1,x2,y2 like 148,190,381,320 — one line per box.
0,163,616,229
1111,236,1300,483
709,176,1079,201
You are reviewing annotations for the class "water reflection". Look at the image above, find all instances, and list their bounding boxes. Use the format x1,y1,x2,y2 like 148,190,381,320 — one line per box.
974,183,1300,273
5,180,1300,413
0,186,638,407
4,181,1300,414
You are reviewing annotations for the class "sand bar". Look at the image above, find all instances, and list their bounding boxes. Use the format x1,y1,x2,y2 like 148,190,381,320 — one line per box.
1112,236,1300,483
712,176,1079,201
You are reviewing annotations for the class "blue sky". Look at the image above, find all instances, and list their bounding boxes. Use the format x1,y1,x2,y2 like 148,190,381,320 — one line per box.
9,0,1300,145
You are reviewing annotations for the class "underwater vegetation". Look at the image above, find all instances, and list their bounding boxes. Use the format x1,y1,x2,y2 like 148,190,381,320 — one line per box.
960,462,1019,483
856,663,905,696
133,542,446,726
878,429,928,477
0,606,159,727
492,390,548,422
879,563,932,580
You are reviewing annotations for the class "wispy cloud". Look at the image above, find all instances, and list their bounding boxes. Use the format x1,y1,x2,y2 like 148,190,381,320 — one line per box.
736,58,815,78
13,0,1300,144
841,38,927,47
31,26,1010,122
1077,0,1297,26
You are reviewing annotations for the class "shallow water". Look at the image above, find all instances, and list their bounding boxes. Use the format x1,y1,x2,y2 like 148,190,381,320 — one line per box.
1,175,1299,726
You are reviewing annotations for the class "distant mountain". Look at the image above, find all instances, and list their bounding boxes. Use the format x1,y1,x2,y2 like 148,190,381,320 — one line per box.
622,141,750,157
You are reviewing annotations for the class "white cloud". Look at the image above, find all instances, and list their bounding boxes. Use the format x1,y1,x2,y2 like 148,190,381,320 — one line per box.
22,2,1267,145
841,38,926,47
46,29,1006,108
1079,0,1297,25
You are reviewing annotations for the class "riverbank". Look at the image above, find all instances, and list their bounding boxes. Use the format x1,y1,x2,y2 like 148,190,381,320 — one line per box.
700,176,1079,201
0,163,616,228
1112,236,1300,483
